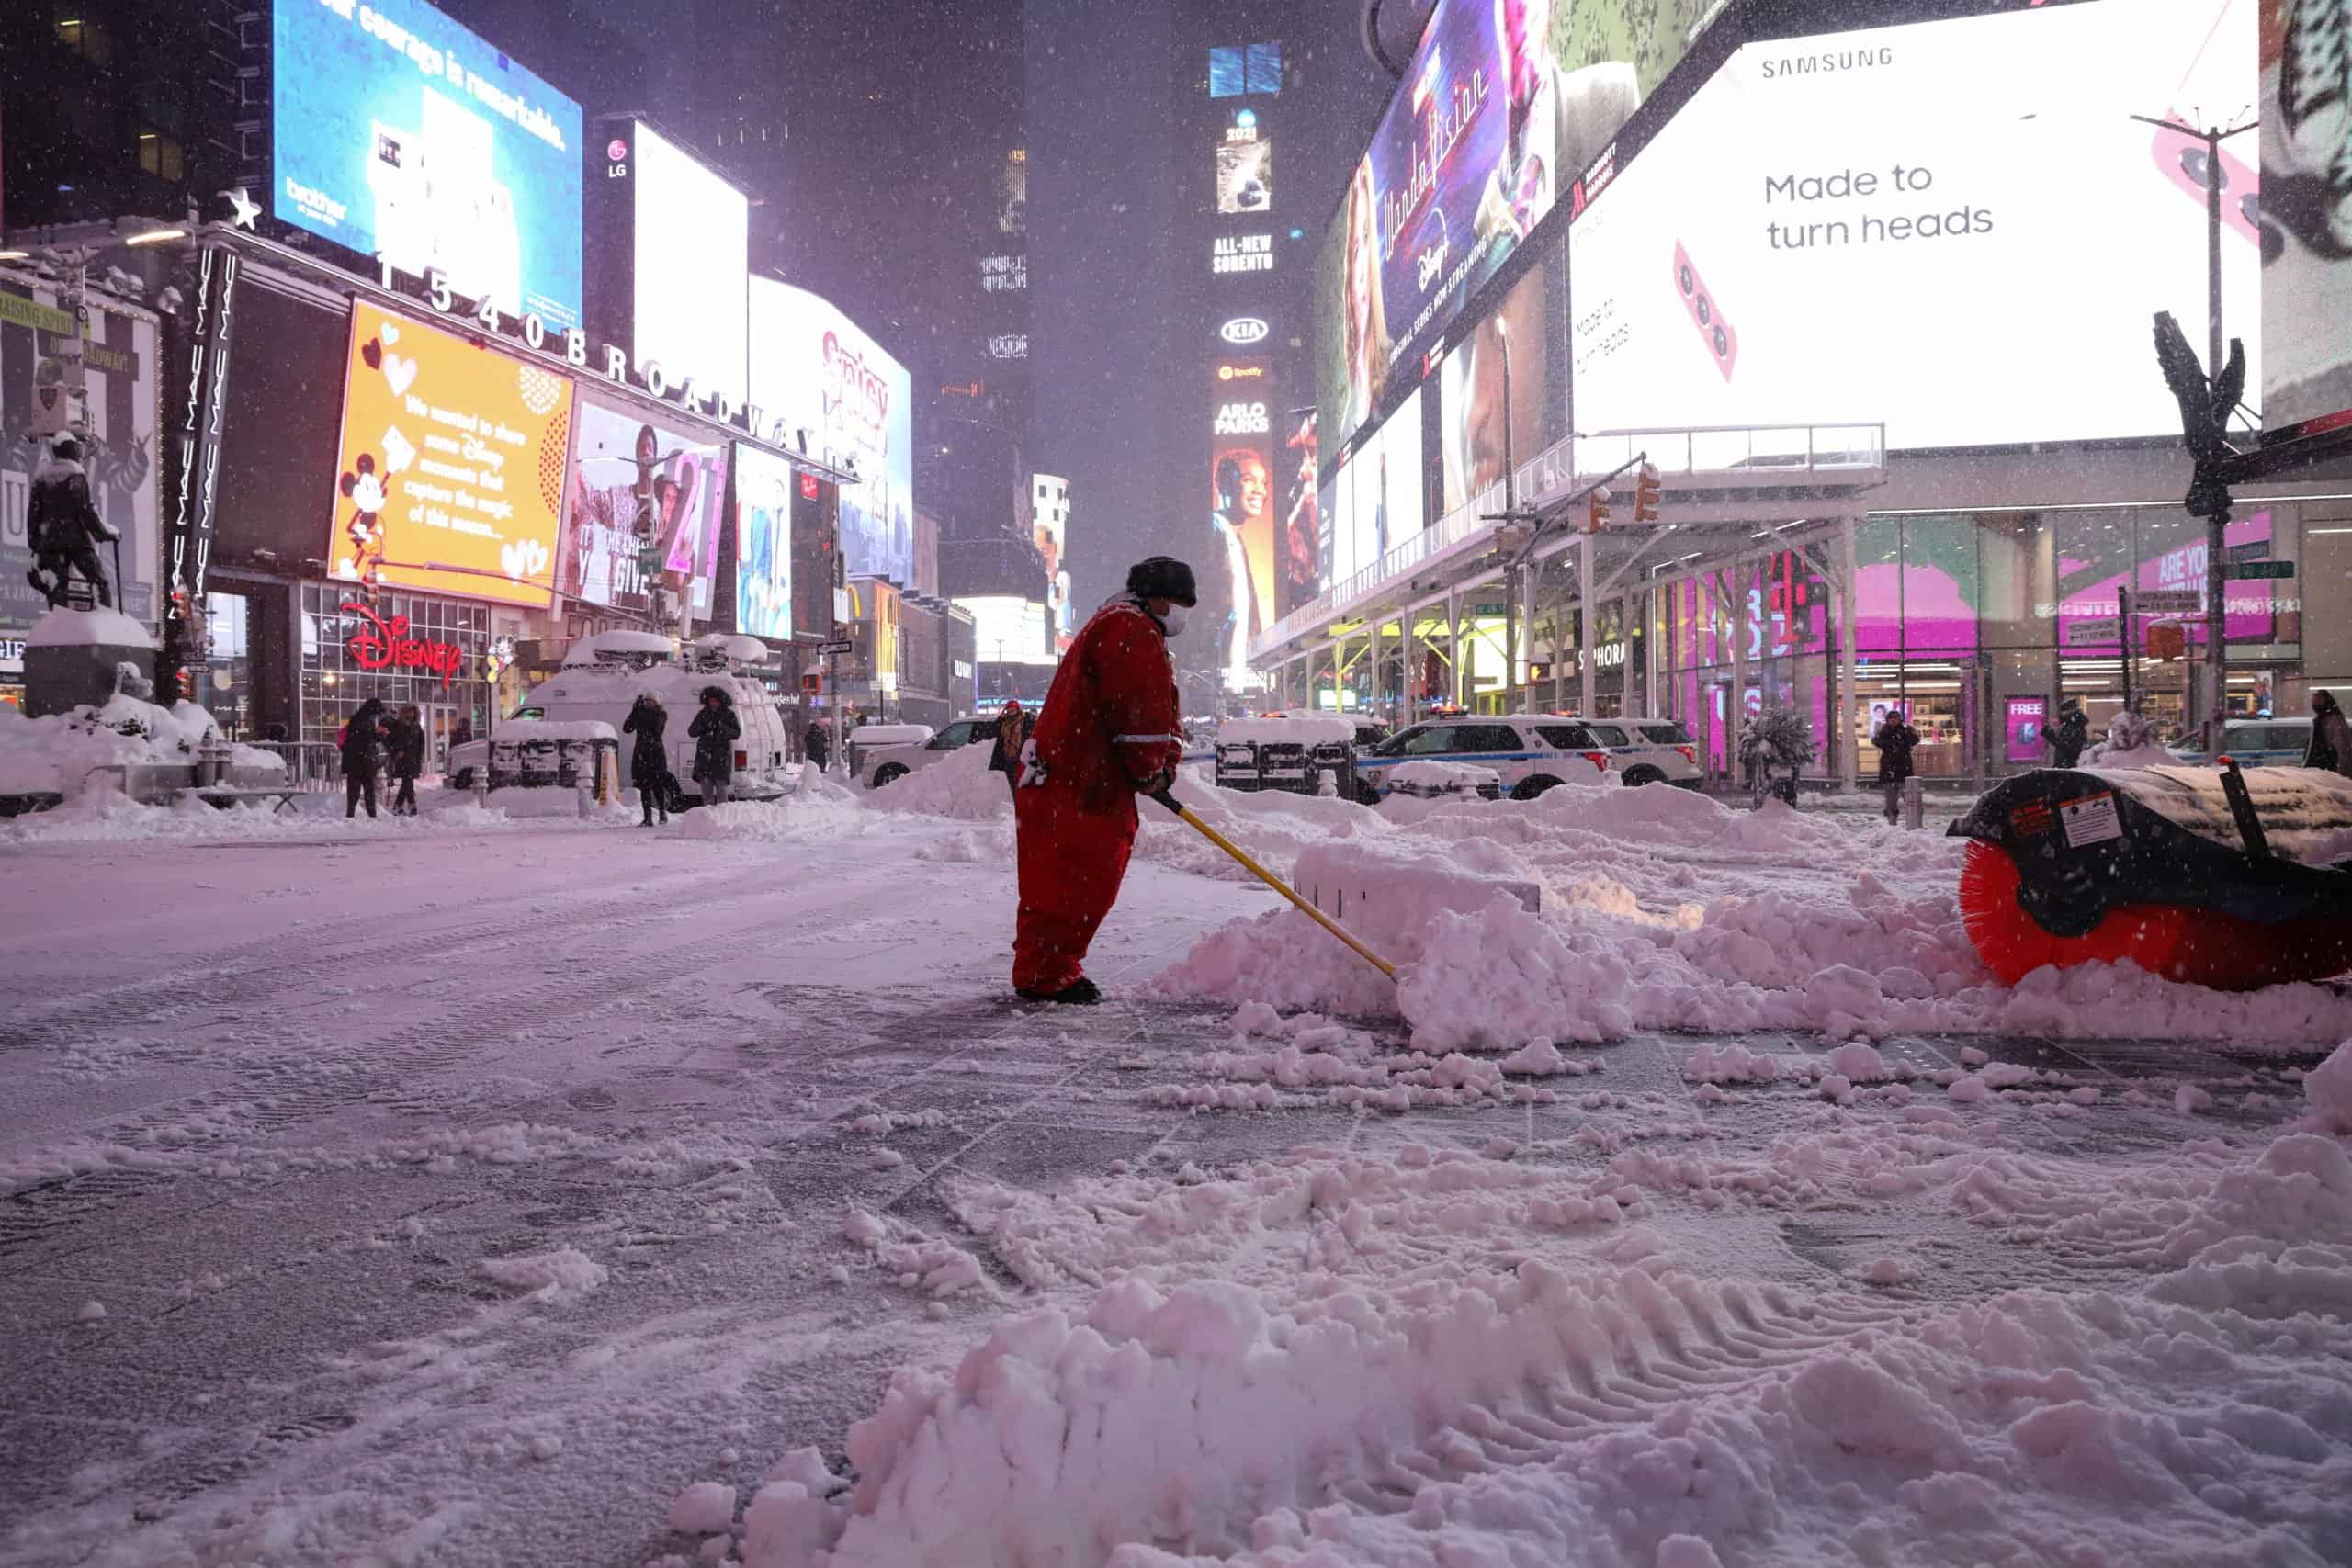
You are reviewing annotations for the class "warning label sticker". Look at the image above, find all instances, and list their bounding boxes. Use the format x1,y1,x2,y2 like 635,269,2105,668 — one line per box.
2059,791,2122,849
2008,801,2054,837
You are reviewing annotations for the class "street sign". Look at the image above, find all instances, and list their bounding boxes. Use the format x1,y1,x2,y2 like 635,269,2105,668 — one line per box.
2133,590,2202,615
2067,617,2120,642
818,639,854,655
2223,559,2295,580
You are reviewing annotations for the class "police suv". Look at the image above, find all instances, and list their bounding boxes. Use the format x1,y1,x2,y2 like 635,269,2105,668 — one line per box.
1354,716,1612,803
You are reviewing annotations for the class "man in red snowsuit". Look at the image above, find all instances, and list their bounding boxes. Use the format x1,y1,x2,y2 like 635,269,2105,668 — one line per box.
1011,557,1196,1003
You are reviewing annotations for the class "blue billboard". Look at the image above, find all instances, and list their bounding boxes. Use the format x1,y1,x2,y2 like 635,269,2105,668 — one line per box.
271,0,583,331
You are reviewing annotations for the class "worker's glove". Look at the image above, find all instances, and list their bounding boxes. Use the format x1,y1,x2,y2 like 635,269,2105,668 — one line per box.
1017,738,1047,788
1139,765,1177,796
96,522,121,542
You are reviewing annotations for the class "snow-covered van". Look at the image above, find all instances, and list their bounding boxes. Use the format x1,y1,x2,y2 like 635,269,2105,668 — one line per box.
445,630,795,800
1354,715,1611,802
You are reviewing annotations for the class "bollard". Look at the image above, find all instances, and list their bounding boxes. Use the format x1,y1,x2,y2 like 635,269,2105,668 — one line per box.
577,779,593,820
1316,767,1338,798
1904,775,1925,830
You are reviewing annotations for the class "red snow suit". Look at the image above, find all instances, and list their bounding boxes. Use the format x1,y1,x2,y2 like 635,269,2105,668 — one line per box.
1012,596,1184,993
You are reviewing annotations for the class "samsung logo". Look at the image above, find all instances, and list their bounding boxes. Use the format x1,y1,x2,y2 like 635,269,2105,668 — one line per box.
1219,316,1270,344
1760,46,1894,80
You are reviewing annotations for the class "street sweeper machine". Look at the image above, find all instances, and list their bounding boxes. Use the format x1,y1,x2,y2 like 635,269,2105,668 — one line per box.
1950,761,2352,992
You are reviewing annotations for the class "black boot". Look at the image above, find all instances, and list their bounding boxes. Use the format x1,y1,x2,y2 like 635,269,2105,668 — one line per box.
1016,977,1102,1005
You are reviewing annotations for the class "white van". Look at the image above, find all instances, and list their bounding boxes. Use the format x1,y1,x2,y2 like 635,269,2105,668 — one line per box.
446,630,796,801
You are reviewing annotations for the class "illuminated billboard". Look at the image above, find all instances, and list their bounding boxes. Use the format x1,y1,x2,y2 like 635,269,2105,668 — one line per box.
560,395,727,619
733,445,796,640
1209,366,1277,681
1440,238,1566,518
327,305,573,609
1277,412,1319,620
271,0,582,330
1216,110,1272,214
1570,0,2258,449
626,122,750,410
747,278,915,586
2261,0,2352,439
1213,233,1274,276
1208,41,1282,98
1315,0,1718,451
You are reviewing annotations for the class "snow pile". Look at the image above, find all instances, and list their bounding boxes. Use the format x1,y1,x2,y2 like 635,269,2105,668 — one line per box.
24,604,153,649
860,740,1009,821
2307,1040,2352,1134
1384,759,1498,792
477,1247,608,1298
1135,764,1386,882
758,1123,2352,1568
0,692,276,797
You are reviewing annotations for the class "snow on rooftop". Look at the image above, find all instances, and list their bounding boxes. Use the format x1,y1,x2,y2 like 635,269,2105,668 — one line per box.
23,605,154,649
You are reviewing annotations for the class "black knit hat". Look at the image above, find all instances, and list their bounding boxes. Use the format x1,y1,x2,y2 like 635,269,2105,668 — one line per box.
1127,557,1197,606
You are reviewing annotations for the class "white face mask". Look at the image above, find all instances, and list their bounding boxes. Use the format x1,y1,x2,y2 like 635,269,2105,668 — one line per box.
1158,603,1190,637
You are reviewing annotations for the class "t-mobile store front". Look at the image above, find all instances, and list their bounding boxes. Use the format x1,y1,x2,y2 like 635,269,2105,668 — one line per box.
1654,502,2323,783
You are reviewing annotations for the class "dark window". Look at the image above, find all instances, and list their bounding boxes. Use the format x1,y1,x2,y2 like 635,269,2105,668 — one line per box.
1394,727,1456,756
1640,721,1693,745
1584,723,1631,747
137,131,184,182
1538,725,1596,750
1455,726,1523,753
932,722,969,748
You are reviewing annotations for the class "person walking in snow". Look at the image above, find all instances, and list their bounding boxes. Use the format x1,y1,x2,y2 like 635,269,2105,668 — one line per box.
2047,699,2090,769
688,685,741,807
1872,709,1919,825
26,436,119,609
1010,557,1193,1004
624,693,673,825
989,698,1027,800
803,716,830,774
338,698,388,819
2306,689,2352,778
384,704,426,816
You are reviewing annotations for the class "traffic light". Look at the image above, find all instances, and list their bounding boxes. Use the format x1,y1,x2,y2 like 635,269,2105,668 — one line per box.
1634,462,1662,523
1586,485,1613,532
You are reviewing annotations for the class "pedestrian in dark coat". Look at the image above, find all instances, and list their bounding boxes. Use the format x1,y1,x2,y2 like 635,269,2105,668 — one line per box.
339,698,388,819
989,699,1027,799
623,694,673,825
1873,713,1920,825
385,704,427,816
2048,702,2091,769
804,719,830,773
2308,690,2352,779
687,685,741,807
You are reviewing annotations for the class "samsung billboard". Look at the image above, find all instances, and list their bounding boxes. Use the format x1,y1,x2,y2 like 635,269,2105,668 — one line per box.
271,0,583,331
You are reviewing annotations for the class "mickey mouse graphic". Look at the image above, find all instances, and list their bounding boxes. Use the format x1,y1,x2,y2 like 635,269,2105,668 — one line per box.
341,453,390,601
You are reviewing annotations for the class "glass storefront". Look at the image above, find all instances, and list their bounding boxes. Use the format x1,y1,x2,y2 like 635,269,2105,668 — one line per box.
299,583,495,768
1653,504,2310,781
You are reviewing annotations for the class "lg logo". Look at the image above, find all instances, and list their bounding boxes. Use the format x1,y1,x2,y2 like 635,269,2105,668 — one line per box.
1219,317,1270,345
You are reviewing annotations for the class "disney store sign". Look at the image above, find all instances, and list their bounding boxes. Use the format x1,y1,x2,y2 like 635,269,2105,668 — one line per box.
343,600,466,690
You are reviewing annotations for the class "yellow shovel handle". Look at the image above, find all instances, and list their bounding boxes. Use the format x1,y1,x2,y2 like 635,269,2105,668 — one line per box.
1150,790,1397,981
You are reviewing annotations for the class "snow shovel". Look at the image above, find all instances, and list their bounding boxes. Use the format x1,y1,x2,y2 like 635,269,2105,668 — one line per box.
1148,788,1396,980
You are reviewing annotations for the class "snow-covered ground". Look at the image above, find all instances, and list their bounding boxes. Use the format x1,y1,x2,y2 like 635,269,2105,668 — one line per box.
4,750,2349,1568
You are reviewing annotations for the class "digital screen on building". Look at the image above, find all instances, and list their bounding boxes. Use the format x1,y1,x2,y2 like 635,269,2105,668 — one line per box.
1216,109,1272,215
1213,233,1274,276
957,595,1051,662
1209,364,1277,682
1209,41,1282,97
1571,0,2258,450
1277,411,1319,620
271,0,583,331
628,122,750,410
790,470,840,643
561,395,727,619
2261,2,2352,439
1326,388,1422,593
1314,0,1716,453
732,444,796,639
327,304,574,609
747,278,914,586
1440,237,1567,518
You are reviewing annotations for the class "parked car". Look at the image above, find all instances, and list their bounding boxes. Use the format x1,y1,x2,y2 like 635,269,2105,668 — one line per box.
857,720,997,788
2167,716,2313,769
1354,715,1611,803
1561,716,1704,788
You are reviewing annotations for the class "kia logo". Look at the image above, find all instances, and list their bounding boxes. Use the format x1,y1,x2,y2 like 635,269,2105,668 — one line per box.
1220,317,1270,345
